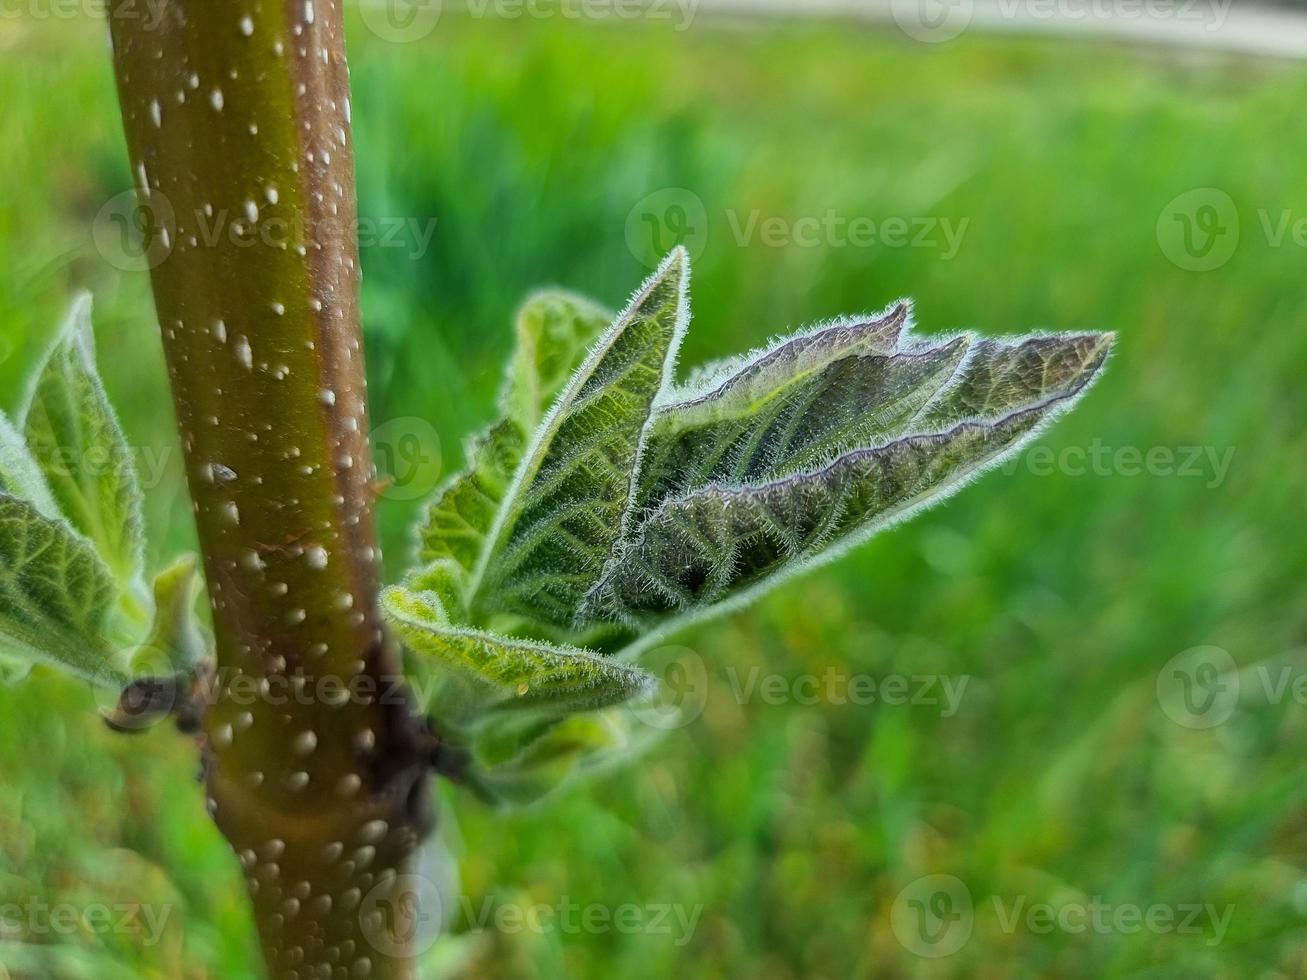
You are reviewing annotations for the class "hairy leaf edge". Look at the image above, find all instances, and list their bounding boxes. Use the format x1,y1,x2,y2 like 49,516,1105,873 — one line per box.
600,333,1115,658
465,247,692,606
382,585,657,711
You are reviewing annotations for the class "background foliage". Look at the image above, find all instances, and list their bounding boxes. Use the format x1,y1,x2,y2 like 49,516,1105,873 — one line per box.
0,8,1305,978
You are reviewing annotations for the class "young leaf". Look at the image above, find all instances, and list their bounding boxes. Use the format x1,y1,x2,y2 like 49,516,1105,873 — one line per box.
472,248,689,626
0,651,33,684
406,556,472,624
130,554,208,674
635,321,968,510
416,419,525,578
415,293,612,579
0,411,59,519
502,290,615,435
915,333,1112,428
466,710,652,807
383,586,654,716
0,493,123,686
590,403,1079,627
665,301,908,421
20,295,145,584
394,249,1115,807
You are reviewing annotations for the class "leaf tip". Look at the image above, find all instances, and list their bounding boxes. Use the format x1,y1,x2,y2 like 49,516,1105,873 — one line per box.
61,291,99,367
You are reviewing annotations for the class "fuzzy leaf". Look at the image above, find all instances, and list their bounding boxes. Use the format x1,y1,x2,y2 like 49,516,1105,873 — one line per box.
586,326,1112,627
466,710,654,806
668,301,907,418
503,290,615,435
393,251,1115,806
636,308,967,510
406,556,471,623
131,554,207,674
0,652,33,684
20,295,145,583
916,333,1112,428
416,419,525,577
591,403,1082,626
472,248,689,626
415,293,612,579
383,586,654,717
0,412,59,519
0,493,123,685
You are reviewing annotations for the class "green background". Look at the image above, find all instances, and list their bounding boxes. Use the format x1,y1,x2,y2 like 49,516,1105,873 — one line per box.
1,7,1305,978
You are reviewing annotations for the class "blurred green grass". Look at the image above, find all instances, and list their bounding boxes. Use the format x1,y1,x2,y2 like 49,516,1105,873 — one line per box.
1,9,1306,979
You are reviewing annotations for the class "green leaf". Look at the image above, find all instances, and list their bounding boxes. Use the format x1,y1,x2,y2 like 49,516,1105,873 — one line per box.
406,556,471,624
20,294,145,584
383,586,654,717
915,333,1113,428
415,419,526,579
503,290,615,435
585,326,1112,629
415,292,612,581
393,255,1116,803
0,411,59,519
130,554,208,674
590,403,1085,628
0,493,123,686
0,651,33,684
466,710,654,807
635,306,968,509
472,248,689,626
671,301,907,416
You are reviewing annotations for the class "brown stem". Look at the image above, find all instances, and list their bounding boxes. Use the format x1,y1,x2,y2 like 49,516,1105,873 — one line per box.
106,2,431,977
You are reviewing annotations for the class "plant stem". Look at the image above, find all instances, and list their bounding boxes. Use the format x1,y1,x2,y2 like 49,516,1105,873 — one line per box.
107,3,430,977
